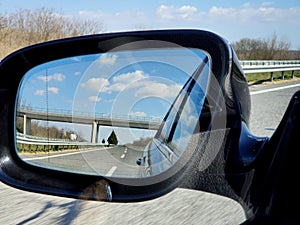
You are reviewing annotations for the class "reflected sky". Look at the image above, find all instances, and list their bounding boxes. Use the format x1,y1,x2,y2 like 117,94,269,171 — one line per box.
17,47,208,144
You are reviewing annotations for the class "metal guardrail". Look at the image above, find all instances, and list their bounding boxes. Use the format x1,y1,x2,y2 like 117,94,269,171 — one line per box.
240,60,300,81
240,60,300,66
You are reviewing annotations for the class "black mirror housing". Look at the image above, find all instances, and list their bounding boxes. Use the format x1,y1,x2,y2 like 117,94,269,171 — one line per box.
0,29,250,203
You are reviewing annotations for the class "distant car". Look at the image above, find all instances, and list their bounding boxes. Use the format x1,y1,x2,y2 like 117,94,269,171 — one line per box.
0,29,299,224
136,157,142,166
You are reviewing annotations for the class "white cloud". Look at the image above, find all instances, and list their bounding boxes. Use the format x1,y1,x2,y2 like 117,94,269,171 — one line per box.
155,3,300,28
257,6,279,22
207,4,300,24
88,96,101,102
157,5,197,20
177,5,197,18
208,6,235,16
157,5,174,19
98,54,118,66
75,4,300,49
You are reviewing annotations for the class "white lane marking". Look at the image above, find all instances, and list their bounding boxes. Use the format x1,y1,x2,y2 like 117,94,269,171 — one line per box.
250,83,300,95
106,166,117,176
23,148,108,161
120,154,125,159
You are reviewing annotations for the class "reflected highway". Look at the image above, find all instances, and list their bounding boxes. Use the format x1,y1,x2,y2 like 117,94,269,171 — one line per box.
22,146,143,177
1,80,300,225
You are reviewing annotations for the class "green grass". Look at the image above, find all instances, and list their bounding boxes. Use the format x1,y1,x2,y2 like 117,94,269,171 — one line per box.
246,70,300,84
17,143,79,153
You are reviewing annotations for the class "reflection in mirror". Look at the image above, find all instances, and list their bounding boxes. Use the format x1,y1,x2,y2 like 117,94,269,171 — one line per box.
16,46,211,178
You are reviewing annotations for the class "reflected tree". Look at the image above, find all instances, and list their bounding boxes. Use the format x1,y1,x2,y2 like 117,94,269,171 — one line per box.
107,130,118,145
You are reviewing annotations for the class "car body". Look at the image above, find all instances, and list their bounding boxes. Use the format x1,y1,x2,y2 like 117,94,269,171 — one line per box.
0,29,299,224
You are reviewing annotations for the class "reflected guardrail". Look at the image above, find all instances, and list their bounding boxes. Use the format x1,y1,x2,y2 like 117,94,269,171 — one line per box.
17,133,101,146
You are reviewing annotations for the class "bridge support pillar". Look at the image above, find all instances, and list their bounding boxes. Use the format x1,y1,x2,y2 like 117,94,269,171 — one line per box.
91,121,99,143
23,115,31,135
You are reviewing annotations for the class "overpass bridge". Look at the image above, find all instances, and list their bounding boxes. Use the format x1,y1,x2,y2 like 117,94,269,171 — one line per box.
17,108,162,143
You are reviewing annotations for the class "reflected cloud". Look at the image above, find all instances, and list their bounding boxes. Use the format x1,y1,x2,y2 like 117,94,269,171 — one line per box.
98,54,118,66
34,90,44,96
80,69,180,101
107,70,148,92
135,83,181,98
88,96,101,102
80,77,110,92
37,73,66,82
48,87,59,94
34,87,59,95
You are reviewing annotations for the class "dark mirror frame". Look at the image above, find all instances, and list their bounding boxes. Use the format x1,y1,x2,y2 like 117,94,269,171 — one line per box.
0,29,241,203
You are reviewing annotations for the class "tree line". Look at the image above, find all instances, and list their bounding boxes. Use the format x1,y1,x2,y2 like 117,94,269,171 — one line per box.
1,7,300,60
231,33,299,60
16,118,86,141
0,7,104,58
17,117,119,145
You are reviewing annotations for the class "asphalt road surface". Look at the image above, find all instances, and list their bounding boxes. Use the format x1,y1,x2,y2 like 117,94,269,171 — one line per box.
1,79,299,225
22,146,143,177
248,79,300,137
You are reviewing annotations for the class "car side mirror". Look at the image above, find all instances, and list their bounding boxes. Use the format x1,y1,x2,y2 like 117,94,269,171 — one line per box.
0,29,250,203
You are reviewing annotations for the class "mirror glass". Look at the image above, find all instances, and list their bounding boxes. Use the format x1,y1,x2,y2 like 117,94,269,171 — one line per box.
16,45,211,178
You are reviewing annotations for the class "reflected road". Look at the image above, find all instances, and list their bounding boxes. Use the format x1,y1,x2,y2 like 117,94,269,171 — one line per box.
22,146,143,177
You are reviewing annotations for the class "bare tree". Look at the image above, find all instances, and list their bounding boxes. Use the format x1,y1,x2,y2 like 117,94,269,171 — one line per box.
0,7,105,58
63,18,105,36
0,14,6,29
232,33,291,60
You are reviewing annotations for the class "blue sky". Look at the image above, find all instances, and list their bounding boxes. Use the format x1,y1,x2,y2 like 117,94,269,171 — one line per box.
1,0,300,49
